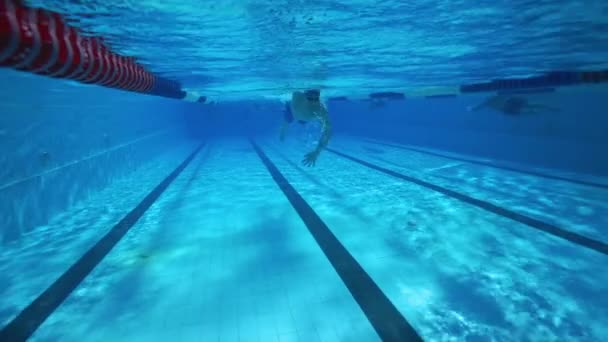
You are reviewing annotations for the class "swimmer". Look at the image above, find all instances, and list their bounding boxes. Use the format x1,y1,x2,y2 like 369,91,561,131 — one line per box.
280,89,332,167
468,95,559,115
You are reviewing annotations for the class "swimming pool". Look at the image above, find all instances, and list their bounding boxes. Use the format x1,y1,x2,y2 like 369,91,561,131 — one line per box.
1,133,607,341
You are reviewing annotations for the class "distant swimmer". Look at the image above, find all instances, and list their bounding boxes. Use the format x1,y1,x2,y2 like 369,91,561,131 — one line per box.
468,94,559,115
280,89,332,167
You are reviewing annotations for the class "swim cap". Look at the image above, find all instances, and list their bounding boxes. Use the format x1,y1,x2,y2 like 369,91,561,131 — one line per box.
305,89,320,102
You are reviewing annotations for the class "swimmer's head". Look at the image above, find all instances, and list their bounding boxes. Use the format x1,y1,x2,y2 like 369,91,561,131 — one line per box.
305,89,320,102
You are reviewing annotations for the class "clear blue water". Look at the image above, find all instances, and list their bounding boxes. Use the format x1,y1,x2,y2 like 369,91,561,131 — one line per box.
1,1,608,341
25,0,608,99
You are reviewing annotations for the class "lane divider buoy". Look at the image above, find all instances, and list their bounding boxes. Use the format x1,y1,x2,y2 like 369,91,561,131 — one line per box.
0,0,204,101
3,0,606,103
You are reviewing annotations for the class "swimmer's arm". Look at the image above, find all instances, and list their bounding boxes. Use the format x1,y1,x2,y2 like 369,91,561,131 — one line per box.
314,111,332,153
468,96,498,112
528,103,560,113
302,109,331,166
467,101,487,112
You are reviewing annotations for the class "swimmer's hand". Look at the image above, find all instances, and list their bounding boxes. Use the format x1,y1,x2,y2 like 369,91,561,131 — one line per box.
302,150,320,167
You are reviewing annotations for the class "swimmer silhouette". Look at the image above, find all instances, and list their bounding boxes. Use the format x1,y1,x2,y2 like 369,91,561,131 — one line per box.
39,151,51,166
280,89,332,167
468,95,559,115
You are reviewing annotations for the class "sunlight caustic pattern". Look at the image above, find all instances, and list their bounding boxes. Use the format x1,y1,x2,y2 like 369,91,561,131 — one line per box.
4,139,606,341
25,0,608,98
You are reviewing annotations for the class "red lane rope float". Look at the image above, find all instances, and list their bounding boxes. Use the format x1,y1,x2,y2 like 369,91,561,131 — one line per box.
0,0,155,93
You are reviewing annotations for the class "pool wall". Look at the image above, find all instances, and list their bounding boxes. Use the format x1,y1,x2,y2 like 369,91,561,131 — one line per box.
328,90,608,175
2,69,607,244
184,89,608,175
0,70,197,243
183,100,284,138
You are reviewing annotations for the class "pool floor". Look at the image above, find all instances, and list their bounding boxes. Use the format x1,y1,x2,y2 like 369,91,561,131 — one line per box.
1,137,607,341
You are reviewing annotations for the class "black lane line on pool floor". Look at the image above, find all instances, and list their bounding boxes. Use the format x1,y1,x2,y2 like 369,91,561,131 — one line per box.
365,139,608,190
328,148,608,256
250,140,423,342
0,142,206,342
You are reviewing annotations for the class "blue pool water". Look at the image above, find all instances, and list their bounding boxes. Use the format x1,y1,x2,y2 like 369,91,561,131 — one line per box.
2,1,608,341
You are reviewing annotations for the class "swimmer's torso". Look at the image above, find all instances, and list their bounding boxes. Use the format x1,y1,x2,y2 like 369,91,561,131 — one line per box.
486,95,527,114
290,91,326,121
